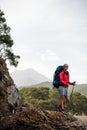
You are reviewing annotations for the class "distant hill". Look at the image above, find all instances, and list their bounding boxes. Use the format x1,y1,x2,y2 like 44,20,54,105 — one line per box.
29,81,53,88
11,68,51,87
74,84,87,97
28,82,87,97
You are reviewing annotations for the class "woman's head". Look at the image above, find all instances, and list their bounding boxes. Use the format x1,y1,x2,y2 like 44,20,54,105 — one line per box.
63,64,69,71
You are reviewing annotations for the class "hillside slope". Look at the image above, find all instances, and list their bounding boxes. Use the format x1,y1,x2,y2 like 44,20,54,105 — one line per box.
28,82,87,97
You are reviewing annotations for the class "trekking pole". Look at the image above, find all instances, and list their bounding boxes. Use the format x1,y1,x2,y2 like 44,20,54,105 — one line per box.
70,82,76,100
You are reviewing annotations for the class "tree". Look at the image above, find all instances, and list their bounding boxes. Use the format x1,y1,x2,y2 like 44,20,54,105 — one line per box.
0,9,20,67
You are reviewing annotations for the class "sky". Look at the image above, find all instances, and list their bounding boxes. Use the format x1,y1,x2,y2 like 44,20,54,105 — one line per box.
0,0,87,83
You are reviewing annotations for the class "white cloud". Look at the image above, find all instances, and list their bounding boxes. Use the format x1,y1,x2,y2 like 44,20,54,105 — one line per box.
40,50,59,62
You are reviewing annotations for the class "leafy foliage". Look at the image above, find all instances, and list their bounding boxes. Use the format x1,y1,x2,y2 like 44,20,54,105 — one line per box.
20,87,60,110
67,92,87,115
20,87,87,115
0,9,20,67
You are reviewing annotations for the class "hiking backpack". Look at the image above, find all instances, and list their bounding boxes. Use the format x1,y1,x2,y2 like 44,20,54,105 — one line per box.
53,65,63,88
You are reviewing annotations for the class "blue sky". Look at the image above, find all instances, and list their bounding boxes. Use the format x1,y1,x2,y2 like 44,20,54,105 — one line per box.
0,0,87,83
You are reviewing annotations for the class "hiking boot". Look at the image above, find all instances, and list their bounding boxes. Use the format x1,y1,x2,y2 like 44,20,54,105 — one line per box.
58,105,64,112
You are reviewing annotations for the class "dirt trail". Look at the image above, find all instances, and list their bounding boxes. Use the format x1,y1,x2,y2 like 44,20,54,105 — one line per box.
74,116,87,130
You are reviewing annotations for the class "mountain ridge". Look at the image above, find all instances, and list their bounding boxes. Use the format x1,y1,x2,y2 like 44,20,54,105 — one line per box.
11,68,51,87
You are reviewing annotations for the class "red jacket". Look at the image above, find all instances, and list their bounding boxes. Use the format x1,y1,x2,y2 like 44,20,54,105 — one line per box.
59,70,73,88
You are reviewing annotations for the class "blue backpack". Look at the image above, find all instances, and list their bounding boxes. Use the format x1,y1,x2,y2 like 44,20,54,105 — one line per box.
53,65,63,88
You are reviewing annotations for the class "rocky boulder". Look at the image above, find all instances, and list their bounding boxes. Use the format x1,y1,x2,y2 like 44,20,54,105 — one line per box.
0,107,85,130
0,58,21,116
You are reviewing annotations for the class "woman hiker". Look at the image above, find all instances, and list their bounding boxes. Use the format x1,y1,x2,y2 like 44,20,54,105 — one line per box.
58,64,76,111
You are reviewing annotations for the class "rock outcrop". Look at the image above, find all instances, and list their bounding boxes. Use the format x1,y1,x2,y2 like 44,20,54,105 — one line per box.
0,58,85,130
0,58,21,116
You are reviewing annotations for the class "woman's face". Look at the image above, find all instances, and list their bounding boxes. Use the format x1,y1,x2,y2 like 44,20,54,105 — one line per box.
63,65,69,71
